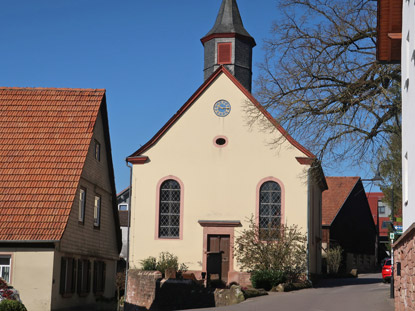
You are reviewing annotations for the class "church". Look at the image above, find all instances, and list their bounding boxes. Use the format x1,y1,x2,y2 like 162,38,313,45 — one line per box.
127,0,327,284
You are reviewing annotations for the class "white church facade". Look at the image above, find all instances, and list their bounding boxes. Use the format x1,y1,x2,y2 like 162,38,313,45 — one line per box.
127,0,327,284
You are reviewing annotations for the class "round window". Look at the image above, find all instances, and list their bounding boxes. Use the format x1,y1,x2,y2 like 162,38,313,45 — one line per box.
216,138,227,146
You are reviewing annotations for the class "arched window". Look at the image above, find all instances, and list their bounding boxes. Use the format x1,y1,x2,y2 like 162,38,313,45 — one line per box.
259,181,282,233
159,179,181,238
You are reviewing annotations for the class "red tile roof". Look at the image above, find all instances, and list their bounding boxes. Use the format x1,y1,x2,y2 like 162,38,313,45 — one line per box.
322,177,360,226
0,87,105,241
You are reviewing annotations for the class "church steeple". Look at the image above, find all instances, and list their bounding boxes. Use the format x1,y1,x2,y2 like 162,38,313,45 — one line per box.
201,0,256,92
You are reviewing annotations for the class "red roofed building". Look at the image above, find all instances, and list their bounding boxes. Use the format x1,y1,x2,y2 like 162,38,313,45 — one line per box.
322,177,377,272
0,87,121,311
367,192,393,236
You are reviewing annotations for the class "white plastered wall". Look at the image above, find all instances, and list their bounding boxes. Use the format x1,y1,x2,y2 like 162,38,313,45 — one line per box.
6,249,54,311
402,0,415,231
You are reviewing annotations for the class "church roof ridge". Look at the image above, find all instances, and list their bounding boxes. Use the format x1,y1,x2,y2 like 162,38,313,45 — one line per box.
204,0,253,39
127,66,315,161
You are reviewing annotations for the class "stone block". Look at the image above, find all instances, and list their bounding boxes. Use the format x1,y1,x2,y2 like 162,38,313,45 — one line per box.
214,285,245,307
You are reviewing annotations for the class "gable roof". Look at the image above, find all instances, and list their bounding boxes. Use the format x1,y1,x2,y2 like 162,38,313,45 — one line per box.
0,87,105,241
128,66,315,161
322,177,360,226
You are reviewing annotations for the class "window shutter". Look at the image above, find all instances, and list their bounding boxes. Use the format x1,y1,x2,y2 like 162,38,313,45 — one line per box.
77,259,82,294
87,260,91,293
102,262,106,292
59,258,66,295
71,258,76,293
217,43,232,64
93,261,97,294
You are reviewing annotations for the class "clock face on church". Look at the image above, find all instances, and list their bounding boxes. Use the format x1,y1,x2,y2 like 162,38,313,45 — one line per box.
213,100,231,117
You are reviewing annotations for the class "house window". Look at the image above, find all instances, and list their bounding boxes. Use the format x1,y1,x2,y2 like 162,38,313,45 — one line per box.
217,42,232,64
0,256,11,283
77,259,91,295
79,188,86,223
159,179,181,238
94,140,101,162
94,195,101,228
382,221,391,229
118,204,128,211
379,206,385,215
259,181,282,234
60,257,76,296
93,261,106,295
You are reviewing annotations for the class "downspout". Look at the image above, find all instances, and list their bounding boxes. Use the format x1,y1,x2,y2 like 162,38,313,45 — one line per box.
125,161,133,296
306,168,311,282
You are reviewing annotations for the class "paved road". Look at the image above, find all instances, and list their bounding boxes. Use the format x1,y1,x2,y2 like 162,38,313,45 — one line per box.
185,273,394,311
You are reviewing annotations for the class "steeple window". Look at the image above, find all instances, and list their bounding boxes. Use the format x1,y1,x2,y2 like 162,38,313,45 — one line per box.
217,42,232,64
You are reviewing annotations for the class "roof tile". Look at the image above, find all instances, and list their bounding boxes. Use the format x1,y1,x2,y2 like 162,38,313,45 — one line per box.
322,177,360,226
0,87,105,241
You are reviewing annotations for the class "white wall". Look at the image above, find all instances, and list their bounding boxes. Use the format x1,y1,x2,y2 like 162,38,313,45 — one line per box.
402,0,415,231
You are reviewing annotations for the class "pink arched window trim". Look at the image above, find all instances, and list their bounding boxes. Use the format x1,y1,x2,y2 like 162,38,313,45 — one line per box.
255,177,285,228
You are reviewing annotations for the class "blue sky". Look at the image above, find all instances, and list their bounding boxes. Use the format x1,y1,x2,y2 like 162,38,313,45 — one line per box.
0,0,378,192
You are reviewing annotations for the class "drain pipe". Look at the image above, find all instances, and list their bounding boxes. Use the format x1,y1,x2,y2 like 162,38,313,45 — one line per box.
124,161,133,297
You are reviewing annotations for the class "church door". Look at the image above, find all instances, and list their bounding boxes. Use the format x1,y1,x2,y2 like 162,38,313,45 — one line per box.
207,234,230,282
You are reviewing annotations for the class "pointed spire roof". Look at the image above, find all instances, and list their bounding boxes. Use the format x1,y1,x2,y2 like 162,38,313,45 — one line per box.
202,0,255,45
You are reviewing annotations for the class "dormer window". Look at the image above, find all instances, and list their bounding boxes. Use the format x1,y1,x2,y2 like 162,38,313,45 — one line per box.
217,42,232,64
94,140,101,162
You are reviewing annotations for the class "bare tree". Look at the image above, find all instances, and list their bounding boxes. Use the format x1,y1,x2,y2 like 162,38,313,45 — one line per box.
255,0,400,167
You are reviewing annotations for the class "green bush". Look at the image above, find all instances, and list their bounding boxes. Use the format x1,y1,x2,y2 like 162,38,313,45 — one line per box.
140,256,157,271
326,246,343,274
0,300,27,311
250,270,286,291
156,252,179,273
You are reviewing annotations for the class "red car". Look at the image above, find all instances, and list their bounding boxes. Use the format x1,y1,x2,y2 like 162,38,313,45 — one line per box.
382,259,392,282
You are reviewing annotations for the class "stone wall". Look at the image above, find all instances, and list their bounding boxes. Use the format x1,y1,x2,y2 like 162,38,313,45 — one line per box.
394,223,415,311
125,270,215,310
126,270,162,310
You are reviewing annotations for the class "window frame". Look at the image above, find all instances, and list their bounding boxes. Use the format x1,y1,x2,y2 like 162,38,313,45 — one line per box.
256,177,285,238
77,259,91,296
78,187,86,224
60,257,76,297
94,140,101,162
155,176,184,240
93,194,101,228
93,260,106,295
0,254,12,284
118,204,128,211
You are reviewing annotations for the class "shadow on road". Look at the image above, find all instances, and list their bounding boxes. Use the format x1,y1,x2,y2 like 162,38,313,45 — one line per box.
314,275,383,288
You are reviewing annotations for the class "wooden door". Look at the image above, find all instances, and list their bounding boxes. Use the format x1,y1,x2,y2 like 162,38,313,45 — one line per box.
207,235,230,282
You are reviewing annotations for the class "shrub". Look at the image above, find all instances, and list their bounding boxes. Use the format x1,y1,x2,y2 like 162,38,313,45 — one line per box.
250,270,286,291
156,252,179,273
140,256,157,271
327,246,343,274
235,216,307,281
0,300,27,311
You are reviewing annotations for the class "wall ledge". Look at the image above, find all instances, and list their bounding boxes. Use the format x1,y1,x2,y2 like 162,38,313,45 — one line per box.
393,222,415,247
